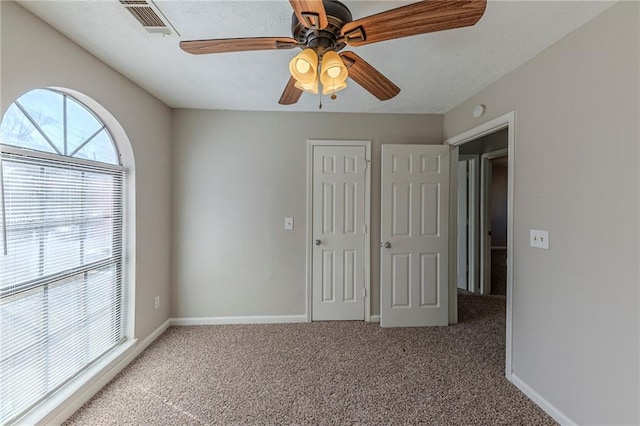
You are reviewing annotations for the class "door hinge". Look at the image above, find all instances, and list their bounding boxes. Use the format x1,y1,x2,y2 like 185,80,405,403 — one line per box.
363,288,367,298
363,224,367,233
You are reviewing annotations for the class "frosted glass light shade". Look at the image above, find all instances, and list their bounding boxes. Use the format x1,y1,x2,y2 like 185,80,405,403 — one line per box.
295,79,319,95
320,51,348,84
320,51,348,95
322,80,347,95
289,49,318,85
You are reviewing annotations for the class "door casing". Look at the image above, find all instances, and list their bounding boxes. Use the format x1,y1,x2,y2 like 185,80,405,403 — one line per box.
457,160,469,290
306,139,372,322
457,155,480,293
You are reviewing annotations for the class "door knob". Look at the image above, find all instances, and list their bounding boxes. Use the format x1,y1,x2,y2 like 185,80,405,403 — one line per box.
315,239,321,246
384,242,391,249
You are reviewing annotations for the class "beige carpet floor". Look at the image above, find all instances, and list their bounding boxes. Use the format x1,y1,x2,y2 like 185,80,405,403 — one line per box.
65,292,555,425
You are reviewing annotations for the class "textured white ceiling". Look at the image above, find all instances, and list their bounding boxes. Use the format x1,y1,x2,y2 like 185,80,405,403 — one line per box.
17,1,615,113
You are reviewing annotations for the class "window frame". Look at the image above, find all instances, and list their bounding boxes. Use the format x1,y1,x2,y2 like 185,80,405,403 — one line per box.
0,88,130,425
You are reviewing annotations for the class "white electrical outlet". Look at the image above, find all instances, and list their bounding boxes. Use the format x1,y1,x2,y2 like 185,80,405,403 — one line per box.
284,217,294,230
154,296,160,309
530,229,549,250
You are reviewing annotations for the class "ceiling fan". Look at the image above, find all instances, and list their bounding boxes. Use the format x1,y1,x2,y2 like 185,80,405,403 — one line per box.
180,0,487,106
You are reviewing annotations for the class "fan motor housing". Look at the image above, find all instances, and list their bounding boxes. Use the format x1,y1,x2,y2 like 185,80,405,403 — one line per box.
291,0,352,54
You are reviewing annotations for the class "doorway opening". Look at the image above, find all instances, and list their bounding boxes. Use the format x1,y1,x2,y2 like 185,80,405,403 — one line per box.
456,131,508,296
446,112,515,377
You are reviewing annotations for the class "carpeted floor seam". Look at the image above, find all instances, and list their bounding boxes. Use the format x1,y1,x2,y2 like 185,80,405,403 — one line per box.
135,383,210,425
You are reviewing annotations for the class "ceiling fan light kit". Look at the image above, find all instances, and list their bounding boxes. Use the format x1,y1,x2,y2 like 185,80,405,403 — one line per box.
179,0,487,106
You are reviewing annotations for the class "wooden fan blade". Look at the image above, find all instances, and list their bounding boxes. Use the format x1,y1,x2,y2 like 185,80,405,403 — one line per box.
289,0,328,29
341,0,486,47
279,77,304,105
340,52,400,101
180,37,298,55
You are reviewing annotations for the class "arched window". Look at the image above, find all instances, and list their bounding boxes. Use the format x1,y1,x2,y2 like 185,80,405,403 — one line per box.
1,89,119,164
0,89,126,423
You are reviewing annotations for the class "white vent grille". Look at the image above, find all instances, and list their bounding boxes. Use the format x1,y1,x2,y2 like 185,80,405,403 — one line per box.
119,0,179,35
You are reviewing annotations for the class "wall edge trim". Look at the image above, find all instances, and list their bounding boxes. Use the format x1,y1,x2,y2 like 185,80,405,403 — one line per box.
170,315,308,326
508,373,575,425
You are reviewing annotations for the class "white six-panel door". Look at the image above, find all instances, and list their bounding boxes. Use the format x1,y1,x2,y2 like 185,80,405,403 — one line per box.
312,145,366,320
380,145,450,327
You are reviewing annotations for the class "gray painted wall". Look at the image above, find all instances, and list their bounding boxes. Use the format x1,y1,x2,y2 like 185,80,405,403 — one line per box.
1,1,173,342
445,2,639,423
171,110,442,318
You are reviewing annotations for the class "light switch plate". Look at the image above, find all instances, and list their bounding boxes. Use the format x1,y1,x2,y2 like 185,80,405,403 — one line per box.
530,229,549,249
284,217,294,230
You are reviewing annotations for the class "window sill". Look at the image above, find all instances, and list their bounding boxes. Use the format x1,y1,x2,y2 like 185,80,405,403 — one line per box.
13,339,138,426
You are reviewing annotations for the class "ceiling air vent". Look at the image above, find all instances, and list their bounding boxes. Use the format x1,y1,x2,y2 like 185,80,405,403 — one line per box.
119,0,179,36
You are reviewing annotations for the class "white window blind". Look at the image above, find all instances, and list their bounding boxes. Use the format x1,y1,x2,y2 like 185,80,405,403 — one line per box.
0,151,125,424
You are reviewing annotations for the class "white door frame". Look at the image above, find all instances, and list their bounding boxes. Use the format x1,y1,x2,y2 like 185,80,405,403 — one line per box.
306,139,372,322
456,160,469,290
480,148,508,296
458,155,480,293
445,111,516,378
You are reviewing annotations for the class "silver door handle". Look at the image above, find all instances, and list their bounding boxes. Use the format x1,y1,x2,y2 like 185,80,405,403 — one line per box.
384,242,391,249
315,239,321,246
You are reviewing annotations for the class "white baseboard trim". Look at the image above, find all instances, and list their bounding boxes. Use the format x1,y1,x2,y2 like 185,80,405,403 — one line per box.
170,315,307,326
508,372,575,425
370,315,380,322
24,319,172,426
